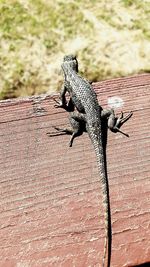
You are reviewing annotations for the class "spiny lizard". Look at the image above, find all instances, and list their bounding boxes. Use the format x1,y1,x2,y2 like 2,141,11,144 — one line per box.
51,55,132,267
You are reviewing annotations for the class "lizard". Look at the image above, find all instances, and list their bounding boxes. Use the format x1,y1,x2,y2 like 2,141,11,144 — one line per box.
51,55,133,267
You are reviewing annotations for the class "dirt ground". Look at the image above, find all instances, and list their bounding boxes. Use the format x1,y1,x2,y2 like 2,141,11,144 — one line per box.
0,0,149,99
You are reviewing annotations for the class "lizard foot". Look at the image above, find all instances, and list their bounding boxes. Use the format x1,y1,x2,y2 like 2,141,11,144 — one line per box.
53,98,65,108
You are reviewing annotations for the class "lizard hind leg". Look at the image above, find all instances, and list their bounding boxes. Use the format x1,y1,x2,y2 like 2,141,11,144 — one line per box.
107,110,133,137
112,111,133,137
115,111,133,127
47,112,86,147
49,125,80,147
68,114,86,147
69,129,80,147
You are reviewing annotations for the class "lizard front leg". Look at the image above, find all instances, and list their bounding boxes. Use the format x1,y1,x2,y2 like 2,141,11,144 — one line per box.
54,82,75,112
53,84,67,109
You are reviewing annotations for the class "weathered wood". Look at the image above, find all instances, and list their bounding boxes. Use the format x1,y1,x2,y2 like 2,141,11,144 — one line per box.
0,74,150,267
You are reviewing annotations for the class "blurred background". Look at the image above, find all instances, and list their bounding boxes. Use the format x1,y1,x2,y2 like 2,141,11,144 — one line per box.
0,0,149,100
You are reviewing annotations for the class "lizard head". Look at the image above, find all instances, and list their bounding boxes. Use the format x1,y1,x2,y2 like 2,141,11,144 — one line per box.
62,55,78,72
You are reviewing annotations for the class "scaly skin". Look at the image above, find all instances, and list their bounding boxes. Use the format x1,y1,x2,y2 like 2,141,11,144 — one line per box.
52,55,133,267
58,55,111,267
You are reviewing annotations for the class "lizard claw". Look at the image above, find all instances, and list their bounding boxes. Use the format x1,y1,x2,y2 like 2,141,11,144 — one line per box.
53,98,64,108
53,99,68,110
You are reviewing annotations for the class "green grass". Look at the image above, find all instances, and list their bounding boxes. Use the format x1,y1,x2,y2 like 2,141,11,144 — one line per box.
0,0,150,99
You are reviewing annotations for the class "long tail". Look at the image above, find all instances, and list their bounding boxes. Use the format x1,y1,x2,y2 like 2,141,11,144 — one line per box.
102,176,111,267
90,132,112,267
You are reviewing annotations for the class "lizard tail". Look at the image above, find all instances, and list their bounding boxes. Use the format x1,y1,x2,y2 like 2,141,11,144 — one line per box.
102,183,111,267
91,134,112,267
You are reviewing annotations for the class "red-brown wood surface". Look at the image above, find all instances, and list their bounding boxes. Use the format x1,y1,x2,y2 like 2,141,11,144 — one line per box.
0,74,150,267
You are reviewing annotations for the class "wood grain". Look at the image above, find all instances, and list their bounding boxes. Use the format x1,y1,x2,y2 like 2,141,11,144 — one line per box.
0,74,150,267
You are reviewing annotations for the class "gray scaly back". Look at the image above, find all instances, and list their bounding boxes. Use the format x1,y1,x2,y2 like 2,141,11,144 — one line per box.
61,55,111,267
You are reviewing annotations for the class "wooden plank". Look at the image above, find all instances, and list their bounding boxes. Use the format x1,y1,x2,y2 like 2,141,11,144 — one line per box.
0,74,150,267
